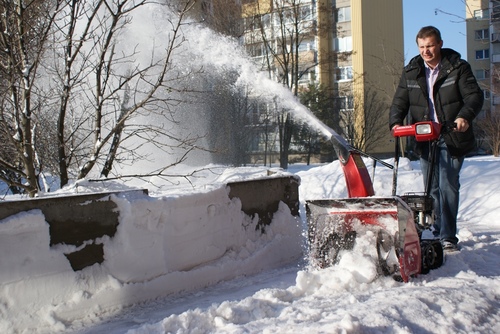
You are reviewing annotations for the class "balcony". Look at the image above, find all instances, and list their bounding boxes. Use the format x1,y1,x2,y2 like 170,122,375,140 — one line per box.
493,2,500,22
493,95,500,105
492,53,500,63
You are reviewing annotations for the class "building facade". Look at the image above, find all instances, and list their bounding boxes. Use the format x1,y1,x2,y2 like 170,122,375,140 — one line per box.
196,0,404,163
466,0,493,114
466,0,500,154
241,0,404,156
342,0,404,154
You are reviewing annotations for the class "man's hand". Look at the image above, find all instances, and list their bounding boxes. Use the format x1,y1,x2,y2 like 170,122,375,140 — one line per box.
454,118,469,132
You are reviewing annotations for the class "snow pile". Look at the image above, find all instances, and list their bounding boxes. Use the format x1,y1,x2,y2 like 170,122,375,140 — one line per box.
0,166,303,333
119,156,500,334
1,157,500,333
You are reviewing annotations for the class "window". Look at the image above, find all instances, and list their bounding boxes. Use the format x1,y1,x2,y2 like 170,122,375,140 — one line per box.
298,39,314,52
298,70,316,85
484,90,491,100
244,17,256,31
474,9,489,19
336,67,353,81
475,49,490,59
493,1,500,22
280,7,296,26
261,14,271,29
246,43,264,57
335,36,352,52
299,4,313,21
336,96,354,110
337,7,351,22
475,69,490,80
475,29,489,40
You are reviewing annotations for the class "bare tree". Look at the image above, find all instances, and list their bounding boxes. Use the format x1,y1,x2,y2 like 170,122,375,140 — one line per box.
201,70,257,166
200,0,243,38
472,31,500,157
296,83,336,164
51,1,202,184
350,85,390,152
0,0,64,196
244,0,317,169
477,112,500,156
197,0,257,166
0,0,205,196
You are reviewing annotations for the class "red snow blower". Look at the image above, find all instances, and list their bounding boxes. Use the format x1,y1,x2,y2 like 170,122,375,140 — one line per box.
306,121,445,282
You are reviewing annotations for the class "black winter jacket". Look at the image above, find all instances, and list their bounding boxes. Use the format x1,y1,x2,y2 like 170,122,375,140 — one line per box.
389,48,484,157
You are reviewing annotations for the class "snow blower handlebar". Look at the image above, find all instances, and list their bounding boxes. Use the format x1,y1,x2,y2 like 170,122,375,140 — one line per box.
392,122,442,142
327,121,451,199
391,121,442,195
390,121,456,196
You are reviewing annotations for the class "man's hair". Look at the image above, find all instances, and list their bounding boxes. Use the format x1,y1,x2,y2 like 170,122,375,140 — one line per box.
416,26,442,44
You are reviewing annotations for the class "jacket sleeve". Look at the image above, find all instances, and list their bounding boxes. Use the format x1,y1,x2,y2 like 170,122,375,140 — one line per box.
389,69,410,130
456,61,484,122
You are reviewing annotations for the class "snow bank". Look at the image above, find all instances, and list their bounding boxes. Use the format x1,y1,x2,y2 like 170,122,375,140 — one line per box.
3,157,500,334
0,180,303,333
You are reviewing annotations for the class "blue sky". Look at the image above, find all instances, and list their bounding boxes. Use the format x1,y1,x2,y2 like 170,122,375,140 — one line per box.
403,0,467,61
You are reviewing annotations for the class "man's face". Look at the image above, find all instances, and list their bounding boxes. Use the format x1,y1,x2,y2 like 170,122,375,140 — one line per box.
417,36,443,68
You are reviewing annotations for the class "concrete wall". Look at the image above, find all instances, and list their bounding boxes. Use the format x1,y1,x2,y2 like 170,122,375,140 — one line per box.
0,176,300,273
0,176,303,327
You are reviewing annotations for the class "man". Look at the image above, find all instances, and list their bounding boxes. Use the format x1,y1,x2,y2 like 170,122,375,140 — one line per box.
389,26,484,252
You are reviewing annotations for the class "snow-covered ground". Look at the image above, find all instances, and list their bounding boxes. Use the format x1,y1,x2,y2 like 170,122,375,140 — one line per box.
1,155,499,333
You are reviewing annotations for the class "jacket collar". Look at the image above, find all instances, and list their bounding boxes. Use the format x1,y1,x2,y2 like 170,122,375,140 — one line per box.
405,48,461,73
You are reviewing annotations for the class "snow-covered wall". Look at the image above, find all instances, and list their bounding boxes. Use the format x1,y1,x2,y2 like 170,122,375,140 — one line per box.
0,176,303,330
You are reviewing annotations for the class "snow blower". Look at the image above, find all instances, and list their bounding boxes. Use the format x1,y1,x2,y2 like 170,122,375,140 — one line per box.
306,121,445,282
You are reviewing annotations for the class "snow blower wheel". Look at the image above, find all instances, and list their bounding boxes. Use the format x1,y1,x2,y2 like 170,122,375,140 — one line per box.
420,240,444,274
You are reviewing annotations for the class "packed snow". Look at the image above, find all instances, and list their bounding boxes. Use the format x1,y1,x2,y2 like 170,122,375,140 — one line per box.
1,154,499,334
3,1,498,333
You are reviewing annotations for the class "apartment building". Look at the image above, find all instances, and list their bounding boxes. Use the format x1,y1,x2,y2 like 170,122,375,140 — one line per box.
465,0,500,155
466,0,493,114
336,0,403,154
240,0,403,156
